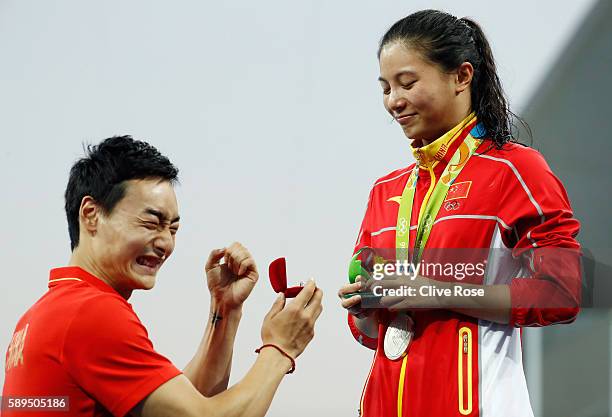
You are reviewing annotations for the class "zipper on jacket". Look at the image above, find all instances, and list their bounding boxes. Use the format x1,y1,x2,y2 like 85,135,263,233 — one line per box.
458,327,473,415
417,167,436,225
359,347,379,417
397,355,408,417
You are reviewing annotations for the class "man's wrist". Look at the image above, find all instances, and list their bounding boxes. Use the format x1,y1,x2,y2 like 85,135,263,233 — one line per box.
256,345,293,374
209,301,243,325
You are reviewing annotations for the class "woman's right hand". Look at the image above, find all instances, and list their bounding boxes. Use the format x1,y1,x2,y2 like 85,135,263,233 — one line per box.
338,276,379,339
338,276,373,318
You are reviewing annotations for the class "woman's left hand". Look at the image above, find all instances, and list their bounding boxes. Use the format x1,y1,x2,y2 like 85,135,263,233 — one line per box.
366,274,442,311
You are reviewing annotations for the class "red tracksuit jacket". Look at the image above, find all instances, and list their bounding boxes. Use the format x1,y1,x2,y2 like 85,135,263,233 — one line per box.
348,121,580,417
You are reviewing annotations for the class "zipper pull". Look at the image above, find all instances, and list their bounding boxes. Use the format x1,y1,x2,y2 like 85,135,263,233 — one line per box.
463,334,468,354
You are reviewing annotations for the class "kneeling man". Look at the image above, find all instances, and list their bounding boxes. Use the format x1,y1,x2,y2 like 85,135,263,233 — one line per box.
2,136,323,417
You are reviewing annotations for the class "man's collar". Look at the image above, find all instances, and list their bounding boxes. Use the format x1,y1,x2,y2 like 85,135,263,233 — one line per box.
49,266,119,295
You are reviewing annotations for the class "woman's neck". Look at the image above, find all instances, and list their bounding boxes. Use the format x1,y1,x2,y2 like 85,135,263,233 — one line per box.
414,110,474,147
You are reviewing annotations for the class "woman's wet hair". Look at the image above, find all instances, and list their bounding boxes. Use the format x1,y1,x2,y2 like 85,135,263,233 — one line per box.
378,10,530,148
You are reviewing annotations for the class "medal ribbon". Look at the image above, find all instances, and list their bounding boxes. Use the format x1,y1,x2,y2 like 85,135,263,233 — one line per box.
395,122,483,264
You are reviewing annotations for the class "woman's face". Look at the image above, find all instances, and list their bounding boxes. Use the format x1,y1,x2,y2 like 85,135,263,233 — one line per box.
378,41,469,145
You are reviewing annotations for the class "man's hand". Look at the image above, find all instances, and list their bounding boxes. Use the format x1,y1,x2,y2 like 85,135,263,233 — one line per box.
132,279,324,417
261,280,323,359
206,242,259,310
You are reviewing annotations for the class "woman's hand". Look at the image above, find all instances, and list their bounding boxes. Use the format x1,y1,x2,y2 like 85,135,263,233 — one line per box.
338,276,374,319
373,274,441,311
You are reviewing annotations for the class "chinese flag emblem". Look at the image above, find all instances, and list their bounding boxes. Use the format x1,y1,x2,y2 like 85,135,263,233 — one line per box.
445,181,472,201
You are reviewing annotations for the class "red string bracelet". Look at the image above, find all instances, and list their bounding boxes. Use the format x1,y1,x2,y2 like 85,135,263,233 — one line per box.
255,344,296,374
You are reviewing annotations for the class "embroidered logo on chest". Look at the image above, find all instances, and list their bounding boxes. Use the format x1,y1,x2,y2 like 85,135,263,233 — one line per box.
6,323,29,371
444,200,461,211
444,181,472,201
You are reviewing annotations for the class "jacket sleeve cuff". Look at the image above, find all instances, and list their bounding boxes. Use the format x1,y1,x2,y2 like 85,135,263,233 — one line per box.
509,278,580,327
347,313,378,350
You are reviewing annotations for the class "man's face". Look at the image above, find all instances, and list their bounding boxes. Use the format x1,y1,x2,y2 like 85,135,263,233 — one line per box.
90,178,179,295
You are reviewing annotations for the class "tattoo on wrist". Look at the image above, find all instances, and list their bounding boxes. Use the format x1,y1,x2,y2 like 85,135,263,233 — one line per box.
211,311,223,325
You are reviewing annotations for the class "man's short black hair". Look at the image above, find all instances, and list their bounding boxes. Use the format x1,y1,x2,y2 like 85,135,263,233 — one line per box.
65,135,179,250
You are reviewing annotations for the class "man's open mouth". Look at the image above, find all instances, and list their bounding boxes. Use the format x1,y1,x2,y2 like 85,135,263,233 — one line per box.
136,256,162,269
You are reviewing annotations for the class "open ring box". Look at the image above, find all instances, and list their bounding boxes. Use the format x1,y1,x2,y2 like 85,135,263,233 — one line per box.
269,258,304,298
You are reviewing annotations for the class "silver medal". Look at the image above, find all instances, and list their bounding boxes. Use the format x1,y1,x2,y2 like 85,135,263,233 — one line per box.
384,314,414,360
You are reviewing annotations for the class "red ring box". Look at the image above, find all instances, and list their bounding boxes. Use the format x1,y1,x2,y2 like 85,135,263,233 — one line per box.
269,258,304,298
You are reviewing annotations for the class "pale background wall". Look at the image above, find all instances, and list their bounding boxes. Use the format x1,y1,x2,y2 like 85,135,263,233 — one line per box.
0,1,599,415
521,1,612,415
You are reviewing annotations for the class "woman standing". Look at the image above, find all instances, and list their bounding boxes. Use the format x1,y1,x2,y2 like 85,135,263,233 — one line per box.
338,10,580,417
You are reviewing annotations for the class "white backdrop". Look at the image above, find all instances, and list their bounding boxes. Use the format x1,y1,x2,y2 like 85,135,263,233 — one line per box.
0,1,596,415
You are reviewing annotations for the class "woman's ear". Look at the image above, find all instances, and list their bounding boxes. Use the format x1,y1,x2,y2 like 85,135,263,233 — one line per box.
455,61,474,94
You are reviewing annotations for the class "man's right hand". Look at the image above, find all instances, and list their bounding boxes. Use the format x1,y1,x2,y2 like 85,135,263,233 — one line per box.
260,280,323,359
132,280,324,417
